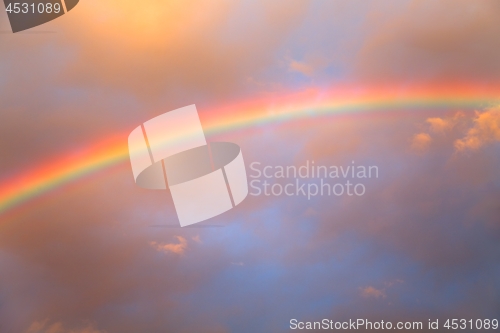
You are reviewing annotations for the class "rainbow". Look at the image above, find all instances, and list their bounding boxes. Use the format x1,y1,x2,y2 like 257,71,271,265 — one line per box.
1,85,499,216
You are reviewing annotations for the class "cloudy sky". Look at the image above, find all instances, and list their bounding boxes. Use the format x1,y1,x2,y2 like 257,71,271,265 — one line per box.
0,1,499,332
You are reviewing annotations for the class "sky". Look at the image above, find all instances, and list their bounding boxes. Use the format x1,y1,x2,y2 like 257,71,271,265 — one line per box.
0,1,500,332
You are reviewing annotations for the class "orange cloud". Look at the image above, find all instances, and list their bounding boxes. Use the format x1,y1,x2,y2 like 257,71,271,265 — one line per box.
360,286,386,299
25,320,106,333
426,112,464,133
426,117,450,133
150,236,188,255
411,132,432,152
455,107,500,151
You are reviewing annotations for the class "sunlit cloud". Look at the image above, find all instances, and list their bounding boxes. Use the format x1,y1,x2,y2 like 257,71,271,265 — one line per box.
426,117,451,133
359,286,386,299
427,111,464,133
150,236,188,255
455,107,500,151
25,320,106,333
411,132,432,152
